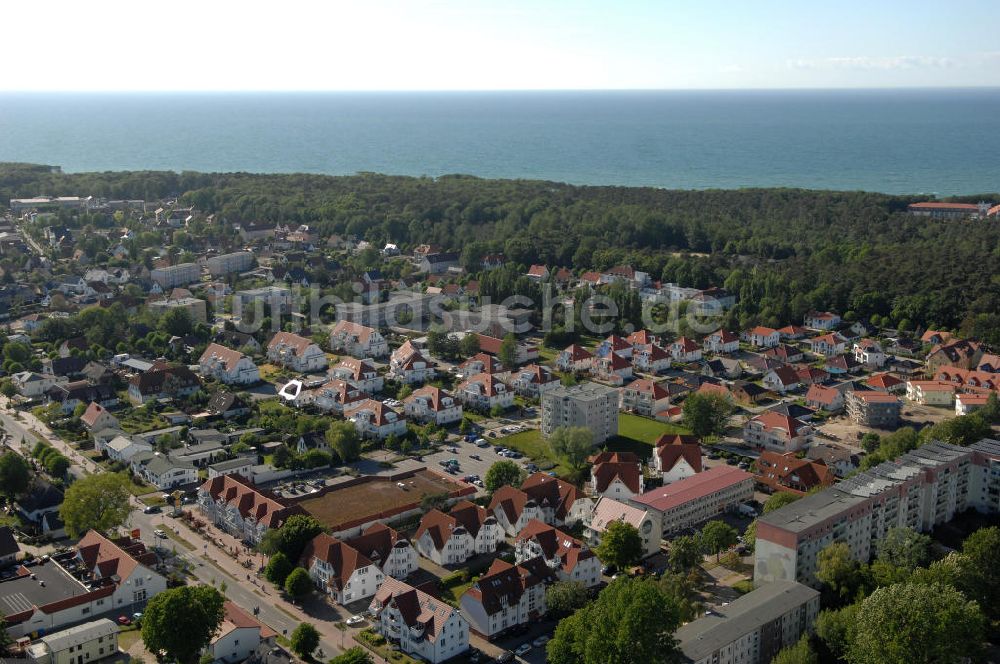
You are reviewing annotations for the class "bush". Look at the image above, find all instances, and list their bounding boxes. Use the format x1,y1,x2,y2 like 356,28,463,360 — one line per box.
733,579,754,595
439,569,470,588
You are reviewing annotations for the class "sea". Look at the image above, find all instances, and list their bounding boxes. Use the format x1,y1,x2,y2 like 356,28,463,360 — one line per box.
1,88,998,195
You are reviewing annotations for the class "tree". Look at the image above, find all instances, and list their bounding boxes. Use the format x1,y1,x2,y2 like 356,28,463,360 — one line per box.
959,526,1000,618
772,636,818,664
0,453,31,501
699,520,738,561
484,460,525,493
545,580,589,617
44,453,70,479
0,379,15,398
141,586,225,664
72,402,88,419
59,472,131,538
328,647,373,664
264,552,294,586
159,307,194,337
0,611,12,656
876,527,933,571
814,604,858,661
981,391,1000,424
595,520,643,570
668,534,702,571
284,567,313,599
681,392,732,438
548,426,594,476
325,421,361,462
459,333,480,357
498,333,518,369
289,622,320,658
260,514,324,562
816,542,862,602
848,583,985,664
763,491,800,514
547,577,681,664
656,571,702,623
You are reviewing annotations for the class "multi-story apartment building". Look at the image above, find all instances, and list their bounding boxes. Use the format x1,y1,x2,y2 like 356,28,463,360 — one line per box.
629,466,754,536
414,501,502,566
389,340,436,384
198,343,260,385
488,473,593,536
845,390,901,428
206,251,254,276
905,380,955,406
150,262,200,289
369,578,470,664
329,357,384,393
619,378,672,417
541,382,619,444
743,412,813,453
514,519,602,588
266,331,327,373
459,558,551,639
234,286,294,316
454,373,514,413
755,439,1000,587
329,320,389,358
148,296,208,324
198,474,303,545
345,399,407,440
403,386,463,426
675,581,820,664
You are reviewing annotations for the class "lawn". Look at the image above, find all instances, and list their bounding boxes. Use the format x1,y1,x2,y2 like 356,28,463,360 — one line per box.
117,626,142,651
439,579,474,607
501,429,569,476
618,413,690,443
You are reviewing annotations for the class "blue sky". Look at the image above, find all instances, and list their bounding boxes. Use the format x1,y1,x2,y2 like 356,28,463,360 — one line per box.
7,0,999,90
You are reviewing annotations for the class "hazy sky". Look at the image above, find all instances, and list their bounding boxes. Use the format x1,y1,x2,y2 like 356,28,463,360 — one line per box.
7,0,999,91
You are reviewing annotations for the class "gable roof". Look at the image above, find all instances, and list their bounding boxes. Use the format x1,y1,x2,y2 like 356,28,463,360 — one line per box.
80,402,113,428
371,578,458,643
463,558,548,616
654,434,703,474
299,533,374,591
199,474,301,528
76,530,158,582
515,519,595,573
267,331,316,357
199,343,248,371
589,453,642,494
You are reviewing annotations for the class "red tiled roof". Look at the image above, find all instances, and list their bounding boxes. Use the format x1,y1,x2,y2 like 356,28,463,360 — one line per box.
632,466,751,512
514,519,595,573
199,343,247,371
200,474,301,528
907,202,980,210
299,533,374,591
268,331,315,357
654,435,703,474
751,411,808,436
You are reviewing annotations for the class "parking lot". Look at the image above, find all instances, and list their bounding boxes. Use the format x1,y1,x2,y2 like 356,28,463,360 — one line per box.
417,427,540,493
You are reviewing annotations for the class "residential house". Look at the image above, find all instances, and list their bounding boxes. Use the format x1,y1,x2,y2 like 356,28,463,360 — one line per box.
454,373,514,413
853,339,887,369
584,497,661,559
80,402,119,432
956,392,992,415
456,352,503,379
805,443,859,478
704,329,740,355
345,400,408,440
329,321,389,358
588,452,643,500
730,381,768,406
525,264,549,281
509,364,559,397
632,343,672,373
825,354,862,375
206,391,251,419
312,378,368,414
11,371,66,398
976,353,1000,373
474,334,538,365
762,344,804,364
744,326,780,348
591,352,633,386
198,343,260,385
599,334,633,359
755,452,836,495
846,390,901,428
804,384,844,412
204,602,276,664
905,380,955,406
488,472,592,536
417,252,460,274
415,502,502,566
404,386,463,426
126,362,201,405
744,412,814,453
777,325,808,340
796,366,829,386
671,337,703,363
619,378,672,417
514,520,601,588
459,559,549,639
369,578,470,664
652,434,703,484
347,523,419,581
934,366,1000,392
763,366,801,394
299,533,384,605
330,357,384,393
926,339,983,372
47,381,118,414
389,341,436,384
198,474,303,545
806,332,848,357
555,344,593,372
804,311,841,330
267,331,327,373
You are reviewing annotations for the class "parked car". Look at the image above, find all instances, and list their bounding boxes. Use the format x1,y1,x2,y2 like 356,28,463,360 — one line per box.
470,454,482,460
346,615,365,626
532,635,550,648
154,529,167,539
514,643,532,657
476,439,490,448
495,652,515,664
143,505,161,514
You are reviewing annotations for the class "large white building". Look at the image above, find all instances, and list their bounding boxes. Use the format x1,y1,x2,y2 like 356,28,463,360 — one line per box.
329,320,389,358
675,581,820,664
266,331,327,373
26,618,119,664
370,578,469,664
540,381,619,444
403,386,463,426
755,439,1000,587
459,559,550,639
514,519,602,588
414,501,502,566
206,251,255,277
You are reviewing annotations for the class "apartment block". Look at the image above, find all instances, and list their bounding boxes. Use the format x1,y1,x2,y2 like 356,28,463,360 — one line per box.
845,390,901,428
675,581,820,664
629,466,754,536
541,381,619,444
206,251,254,276
755,439,1000,587
150,262,200,288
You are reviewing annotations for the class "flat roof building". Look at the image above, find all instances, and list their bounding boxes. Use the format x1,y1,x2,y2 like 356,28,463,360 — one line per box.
540,381,619,444
675,581,820,664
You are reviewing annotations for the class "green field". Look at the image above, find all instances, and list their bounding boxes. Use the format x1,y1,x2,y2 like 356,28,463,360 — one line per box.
500,413,691,479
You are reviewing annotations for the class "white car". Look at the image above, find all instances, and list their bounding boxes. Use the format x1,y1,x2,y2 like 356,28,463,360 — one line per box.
346,615,365,626
514,643,532,657
153,529,167,539
532,635,550,648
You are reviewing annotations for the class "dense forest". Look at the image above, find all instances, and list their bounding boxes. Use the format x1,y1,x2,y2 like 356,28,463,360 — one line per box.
2,162,999,336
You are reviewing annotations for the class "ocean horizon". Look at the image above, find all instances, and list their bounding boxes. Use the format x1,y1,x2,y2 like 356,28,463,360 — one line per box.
1,88,998,195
